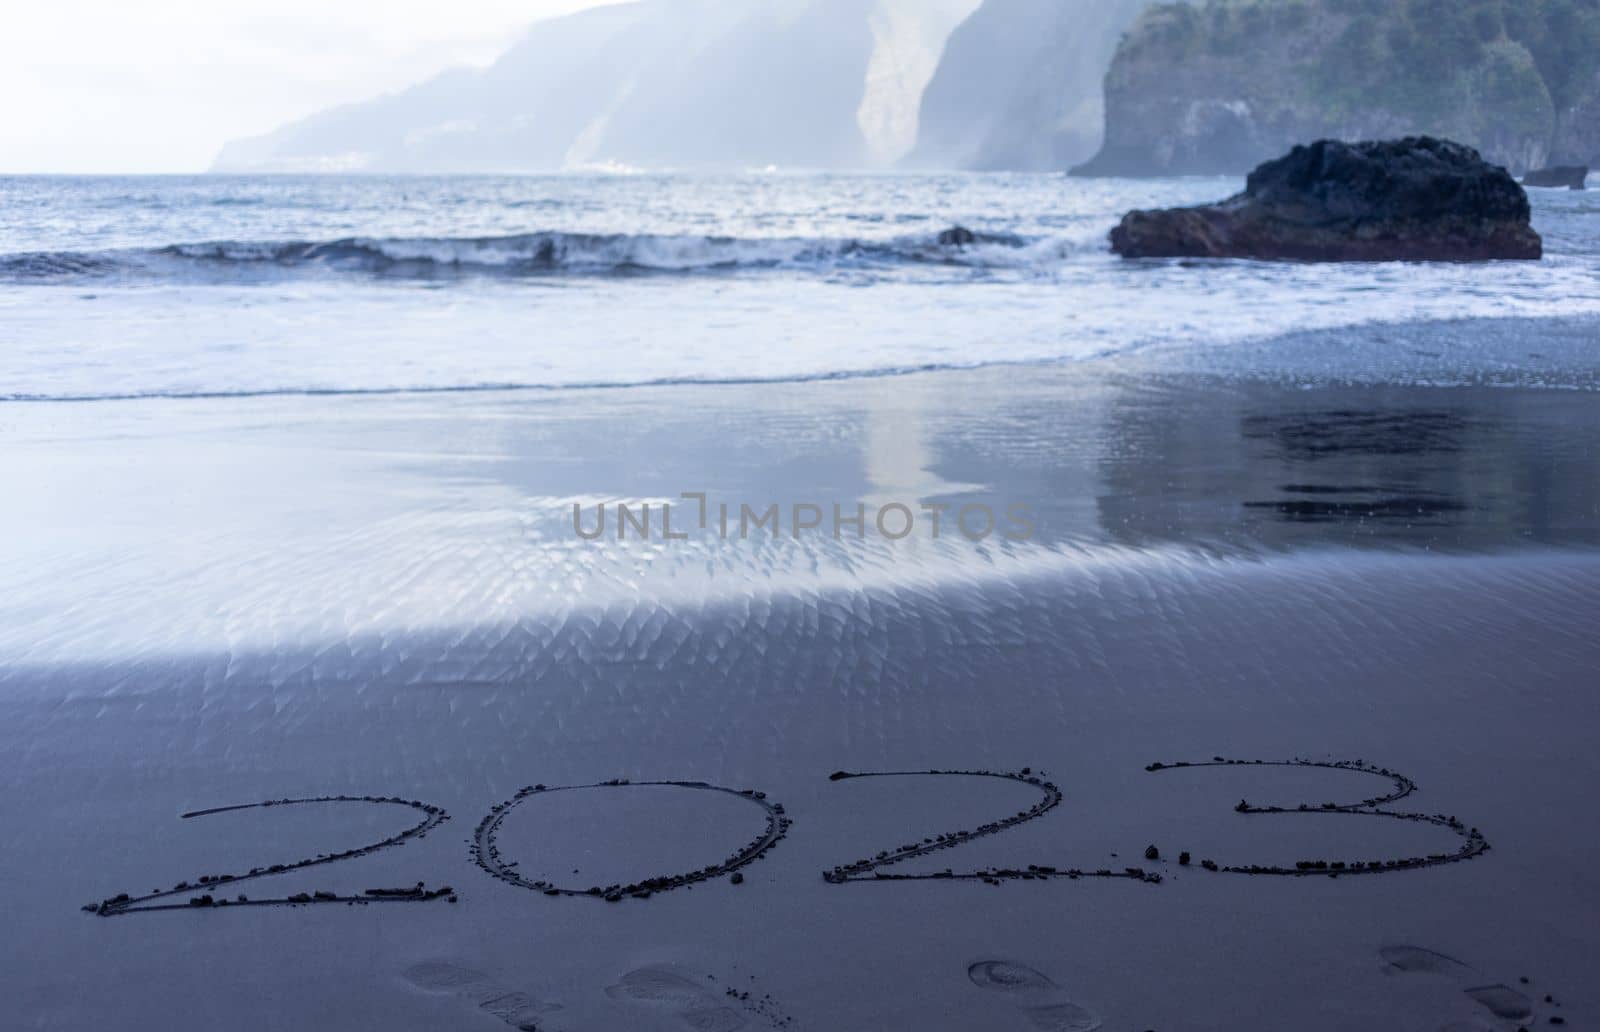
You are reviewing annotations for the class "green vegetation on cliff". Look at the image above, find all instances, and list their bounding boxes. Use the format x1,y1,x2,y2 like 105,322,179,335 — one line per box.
1079,0,1600,175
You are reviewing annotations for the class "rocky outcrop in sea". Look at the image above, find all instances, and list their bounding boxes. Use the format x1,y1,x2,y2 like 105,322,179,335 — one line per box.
1523,165,1589,190
1109,137,1543,262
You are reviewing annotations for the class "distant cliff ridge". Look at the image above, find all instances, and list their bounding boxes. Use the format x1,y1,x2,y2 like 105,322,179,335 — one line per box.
905,0,1156,171
1075,0,1600,177
212,0,980,173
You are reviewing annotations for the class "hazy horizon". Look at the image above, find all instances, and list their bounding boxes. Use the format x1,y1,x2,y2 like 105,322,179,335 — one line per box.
1,0,624,174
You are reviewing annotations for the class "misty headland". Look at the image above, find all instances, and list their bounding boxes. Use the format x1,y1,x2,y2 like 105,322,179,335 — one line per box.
210,0,1600,178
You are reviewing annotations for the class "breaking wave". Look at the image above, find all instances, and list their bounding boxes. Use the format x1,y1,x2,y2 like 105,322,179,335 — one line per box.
0,227,1098,284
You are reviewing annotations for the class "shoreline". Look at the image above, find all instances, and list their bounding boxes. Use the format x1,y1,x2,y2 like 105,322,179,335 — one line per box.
2,325,1598,1029
4,341,1600,666
5,312,1600,406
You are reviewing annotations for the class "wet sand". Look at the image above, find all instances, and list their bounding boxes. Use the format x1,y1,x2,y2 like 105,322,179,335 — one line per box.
2,321,1598,1030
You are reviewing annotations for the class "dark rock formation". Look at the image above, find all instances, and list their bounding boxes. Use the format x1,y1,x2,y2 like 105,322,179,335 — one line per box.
1110,138,1542,261
938,225,979,246
1523,165,1589,190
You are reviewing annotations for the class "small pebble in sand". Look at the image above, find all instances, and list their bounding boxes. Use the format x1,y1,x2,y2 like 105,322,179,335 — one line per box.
730,873,744,885
1145,845,1160,861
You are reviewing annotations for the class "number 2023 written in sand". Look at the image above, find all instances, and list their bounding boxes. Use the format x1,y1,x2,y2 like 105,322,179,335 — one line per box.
83,758,1489,917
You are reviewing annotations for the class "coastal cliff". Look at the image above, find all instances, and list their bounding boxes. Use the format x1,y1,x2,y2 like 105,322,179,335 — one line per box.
905,0,1154,170
211,0,979,173
1075,0,1600,177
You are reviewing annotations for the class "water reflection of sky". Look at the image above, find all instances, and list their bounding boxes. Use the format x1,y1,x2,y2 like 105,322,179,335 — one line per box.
2,347,1598,663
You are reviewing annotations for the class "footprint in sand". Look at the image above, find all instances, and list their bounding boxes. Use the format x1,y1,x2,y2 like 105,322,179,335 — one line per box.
968,960,1102,1032
605,967,749,1032
403,961,565,1032
1379,946,1534,1027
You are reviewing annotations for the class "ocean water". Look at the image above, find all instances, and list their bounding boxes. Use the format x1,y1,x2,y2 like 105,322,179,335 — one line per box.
3,174,1599,666
3,172,1599,400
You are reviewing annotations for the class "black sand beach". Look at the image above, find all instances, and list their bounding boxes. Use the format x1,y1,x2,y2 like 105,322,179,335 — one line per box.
2,317,1598,1030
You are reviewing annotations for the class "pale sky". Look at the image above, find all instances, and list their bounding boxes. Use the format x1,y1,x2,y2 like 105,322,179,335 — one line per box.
1,1,622,174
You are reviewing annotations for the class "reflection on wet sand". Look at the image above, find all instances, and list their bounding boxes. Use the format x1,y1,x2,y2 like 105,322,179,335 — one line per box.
1,360,1597,666
1241,408,1474,528
1094,384,1600,552
452,359,1600,558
